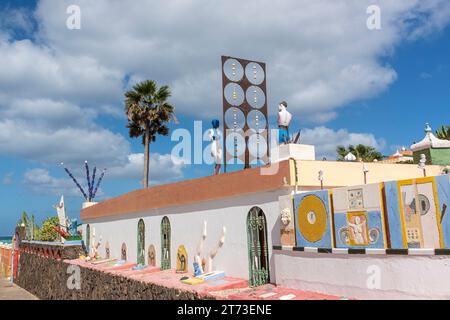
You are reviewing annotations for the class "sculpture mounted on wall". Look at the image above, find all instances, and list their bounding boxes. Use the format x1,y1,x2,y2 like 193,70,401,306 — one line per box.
194,221,227,275
209,119,223,175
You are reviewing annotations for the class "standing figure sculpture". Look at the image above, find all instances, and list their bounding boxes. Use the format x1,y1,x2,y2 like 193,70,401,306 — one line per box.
209,119,223,175
278,101,292,144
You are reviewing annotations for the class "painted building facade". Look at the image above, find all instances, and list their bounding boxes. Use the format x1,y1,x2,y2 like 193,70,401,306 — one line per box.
80,155,450,298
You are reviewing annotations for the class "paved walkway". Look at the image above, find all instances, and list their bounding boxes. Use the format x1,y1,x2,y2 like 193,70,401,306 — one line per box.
0,278,38,300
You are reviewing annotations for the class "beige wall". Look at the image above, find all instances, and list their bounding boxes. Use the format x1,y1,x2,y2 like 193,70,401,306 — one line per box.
290,159,446,188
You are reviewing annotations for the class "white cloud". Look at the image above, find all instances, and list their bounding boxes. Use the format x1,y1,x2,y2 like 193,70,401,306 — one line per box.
23,168,81,196
0,100,130,166
22,152,185,197
28,0,450,122
0,0,449,175
301,126,386,160
108,153,185,185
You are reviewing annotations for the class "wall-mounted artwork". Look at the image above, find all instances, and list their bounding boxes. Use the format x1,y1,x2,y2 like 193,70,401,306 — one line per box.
148,244,156,267
332,183,387,249
121,243,127,261
385,177,444,249
293,190,333,248
436,175,450,247
176,245,188,273
105,242,110,259
279,195,296,246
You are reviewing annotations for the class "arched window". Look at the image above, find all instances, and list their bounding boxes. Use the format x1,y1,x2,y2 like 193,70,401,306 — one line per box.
247,206,270,287
85,224,91,254
137,219,145,265
161,216,171,270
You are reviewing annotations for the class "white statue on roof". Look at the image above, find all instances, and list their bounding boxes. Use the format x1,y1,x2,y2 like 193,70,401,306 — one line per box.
55,195,67,228
344,152,357,162
411,123,450,151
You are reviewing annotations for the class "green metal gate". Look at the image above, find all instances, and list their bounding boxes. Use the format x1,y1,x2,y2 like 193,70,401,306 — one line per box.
247,207,270,287
137,219,145,265
85,224,90,254
161,216,171,270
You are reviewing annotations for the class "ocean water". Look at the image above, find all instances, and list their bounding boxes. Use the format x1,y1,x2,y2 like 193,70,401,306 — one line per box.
0,236,12,244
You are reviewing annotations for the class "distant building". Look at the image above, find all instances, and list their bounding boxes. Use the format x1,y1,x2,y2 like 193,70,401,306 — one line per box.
380,147,413,164
411,123,450,165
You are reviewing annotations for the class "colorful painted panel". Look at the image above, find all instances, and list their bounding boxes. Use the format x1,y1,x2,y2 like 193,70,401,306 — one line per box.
332,183,387,249
435,175,450,247
385,177,444,249
279,195,296,246
176,245,188,273
293,190,333,248
385,181,404,249
148,244,156,267
105,242,110,259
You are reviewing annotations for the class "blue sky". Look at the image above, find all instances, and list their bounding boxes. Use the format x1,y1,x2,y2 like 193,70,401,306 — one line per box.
0,0,449,235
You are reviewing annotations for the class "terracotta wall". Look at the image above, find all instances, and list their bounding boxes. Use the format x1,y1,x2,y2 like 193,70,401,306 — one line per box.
0,244,12,279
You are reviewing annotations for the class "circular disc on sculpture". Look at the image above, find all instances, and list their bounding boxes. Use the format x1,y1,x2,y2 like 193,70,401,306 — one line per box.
245,62,265,85
297,195,328,243
223,58,244,82
224,83,244,106
247,110,267,133
224,107,245,129
225,132,246,157
246,86,265,109
248,133,267,159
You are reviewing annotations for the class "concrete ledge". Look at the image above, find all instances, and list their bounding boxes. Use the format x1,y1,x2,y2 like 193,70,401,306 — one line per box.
273,249,450,299
273,246,450,256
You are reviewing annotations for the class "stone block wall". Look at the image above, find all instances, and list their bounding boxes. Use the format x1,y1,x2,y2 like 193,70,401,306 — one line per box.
15,250,211,300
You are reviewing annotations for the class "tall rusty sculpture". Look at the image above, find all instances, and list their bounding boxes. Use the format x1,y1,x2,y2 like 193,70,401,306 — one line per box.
221,56,269,172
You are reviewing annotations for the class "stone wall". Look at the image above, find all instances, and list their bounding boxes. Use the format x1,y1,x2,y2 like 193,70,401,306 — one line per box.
15,250,212,300
20,241,85,260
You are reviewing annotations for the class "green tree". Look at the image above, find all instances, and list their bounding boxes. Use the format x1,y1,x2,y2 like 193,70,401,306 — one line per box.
336,144,384,162
17,211,30,240
436,125,450,140
40,216,60,242
125,80,175,188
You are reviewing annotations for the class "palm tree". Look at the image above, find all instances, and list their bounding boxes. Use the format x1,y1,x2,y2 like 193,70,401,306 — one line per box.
436,125,450,140
125,80,175,188
336,144,384,162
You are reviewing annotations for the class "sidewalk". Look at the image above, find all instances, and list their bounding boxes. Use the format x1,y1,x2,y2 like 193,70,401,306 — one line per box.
0,278,38,300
